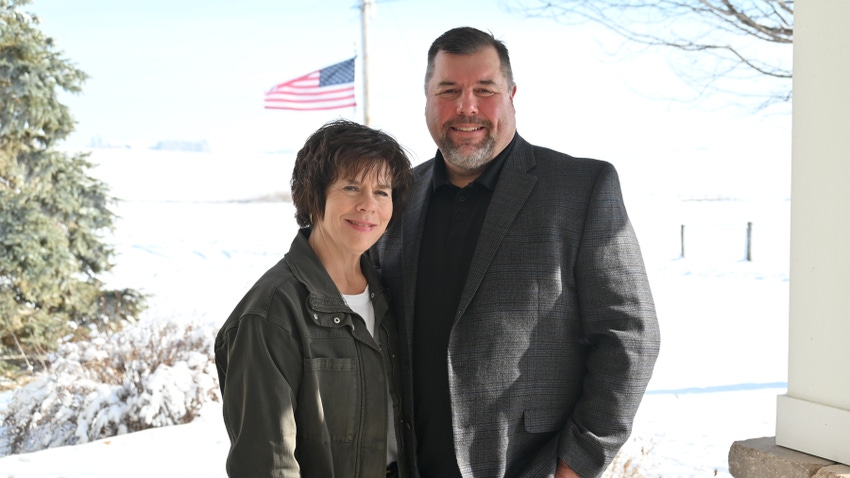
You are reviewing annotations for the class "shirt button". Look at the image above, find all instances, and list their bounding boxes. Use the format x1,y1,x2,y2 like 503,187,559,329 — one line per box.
458,195,466,202
333,317,341,324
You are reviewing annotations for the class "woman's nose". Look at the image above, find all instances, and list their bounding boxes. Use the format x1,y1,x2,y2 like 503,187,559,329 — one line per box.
357,192,377,212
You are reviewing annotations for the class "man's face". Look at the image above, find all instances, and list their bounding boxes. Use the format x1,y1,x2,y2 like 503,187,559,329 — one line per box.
425,47,517,178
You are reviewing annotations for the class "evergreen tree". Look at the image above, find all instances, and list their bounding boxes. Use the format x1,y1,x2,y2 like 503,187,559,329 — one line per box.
1,0,144,369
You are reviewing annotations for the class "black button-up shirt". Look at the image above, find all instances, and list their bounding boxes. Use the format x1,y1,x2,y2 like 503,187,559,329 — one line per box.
412,136,515,478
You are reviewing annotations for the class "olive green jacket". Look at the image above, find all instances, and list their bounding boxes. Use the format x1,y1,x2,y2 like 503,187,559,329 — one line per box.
215,229,407,478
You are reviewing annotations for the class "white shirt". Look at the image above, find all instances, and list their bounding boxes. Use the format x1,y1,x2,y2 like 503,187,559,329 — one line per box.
342,285,398,466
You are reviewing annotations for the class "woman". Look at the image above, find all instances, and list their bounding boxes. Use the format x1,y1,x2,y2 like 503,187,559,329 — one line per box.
215,119,412,478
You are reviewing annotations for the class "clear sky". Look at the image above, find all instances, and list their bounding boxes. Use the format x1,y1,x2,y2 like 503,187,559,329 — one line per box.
28,0,792,198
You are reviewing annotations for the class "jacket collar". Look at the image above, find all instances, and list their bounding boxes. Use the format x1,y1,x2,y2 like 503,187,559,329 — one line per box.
285,228,347,310
285,228,390,342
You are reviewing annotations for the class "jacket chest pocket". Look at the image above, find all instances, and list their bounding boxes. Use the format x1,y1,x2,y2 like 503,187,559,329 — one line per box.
302,357,358,443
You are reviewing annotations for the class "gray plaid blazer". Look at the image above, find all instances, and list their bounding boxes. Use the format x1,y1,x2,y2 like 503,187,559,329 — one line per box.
372,134,660,478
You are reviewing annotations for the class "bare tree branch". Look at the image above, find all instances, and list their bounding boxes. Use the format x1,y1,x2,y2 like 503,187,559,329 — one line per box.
504,0,793,108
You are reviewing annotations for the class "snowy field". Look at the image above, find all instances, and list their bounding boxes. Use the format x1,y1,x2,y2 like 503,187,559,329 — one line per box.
0,148,790,477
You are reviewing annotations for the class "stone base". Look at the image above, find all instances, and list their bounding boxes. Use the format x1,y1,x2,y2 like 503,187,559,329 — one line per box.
729,437,850,478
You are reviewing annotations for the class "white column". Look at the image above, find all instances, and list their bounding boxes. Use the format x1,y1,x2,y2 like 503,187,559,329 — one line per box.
775,0,850,465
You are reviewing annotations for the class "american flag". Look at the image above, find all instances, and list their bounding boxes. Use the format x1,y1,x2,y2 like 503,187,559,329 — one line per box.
264,58,356,111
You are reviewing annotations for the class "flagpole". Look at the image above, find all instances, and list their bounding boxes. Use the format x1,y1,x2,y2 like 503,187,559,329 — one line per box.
360,0,374,126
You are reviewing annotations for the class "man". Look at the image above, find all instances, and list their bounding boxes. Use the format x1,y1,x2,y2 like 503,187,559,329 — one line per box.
372,27,660,478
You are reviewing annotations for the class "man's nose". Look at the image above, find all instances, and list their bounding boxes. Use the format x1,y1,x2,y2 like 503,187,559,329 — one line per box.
456,90,478,116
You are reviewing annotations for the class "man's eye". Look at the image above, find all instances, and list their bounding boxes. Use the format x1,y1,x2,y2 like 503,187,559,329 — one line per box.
476,89,495,96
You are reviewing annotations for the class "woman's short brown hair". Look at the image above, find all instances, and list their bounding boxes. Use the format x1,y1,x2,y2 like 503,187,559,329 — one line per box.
291,119,413,228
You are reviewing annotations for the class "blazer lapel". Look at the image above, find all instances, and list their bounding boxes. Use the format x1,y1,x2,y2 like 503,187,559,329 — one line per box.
401,165,433,347
455,136,537,321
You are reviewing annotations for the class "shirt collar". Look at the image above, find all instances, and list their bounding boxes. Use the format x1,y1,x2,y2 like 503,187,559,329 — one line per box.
431,133,517,191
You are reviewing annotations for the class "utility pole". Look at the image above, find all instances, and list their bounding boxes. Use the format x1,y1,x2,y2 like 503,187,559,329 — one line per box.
360,0,374,126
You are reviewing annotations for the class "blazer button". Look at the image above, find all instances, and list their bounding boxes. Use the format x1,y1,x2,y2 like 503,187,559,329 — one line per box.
333,317,341,324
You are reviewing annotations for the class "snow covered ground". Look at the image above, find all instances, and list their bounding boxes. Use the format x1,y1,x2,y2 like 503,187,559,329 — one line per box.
0,149,790,477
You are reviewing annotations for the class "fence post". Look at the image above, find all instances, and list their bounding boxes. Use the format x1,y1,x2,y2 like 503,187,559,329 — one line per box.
680,224,685,258
746,221,753,261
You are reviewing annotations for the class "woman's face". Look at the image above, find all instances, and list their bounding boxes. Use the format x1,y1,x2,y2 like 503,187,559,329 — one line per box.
313,166,393,258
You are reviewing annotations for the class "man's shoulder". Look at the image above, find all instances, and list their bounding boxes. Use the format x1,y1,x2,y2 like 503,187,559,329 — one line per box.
412,158,435,177
528,143,611,171
511,134,613,174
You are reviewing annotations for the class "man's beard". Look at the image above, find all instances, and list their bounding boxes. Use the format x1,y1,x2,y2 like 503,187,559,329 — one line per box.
438,121,496,171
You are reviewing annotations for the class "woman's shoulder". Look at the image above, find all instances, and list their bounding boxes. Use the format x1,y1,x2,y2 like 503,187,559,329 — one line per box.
217,258,304,333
